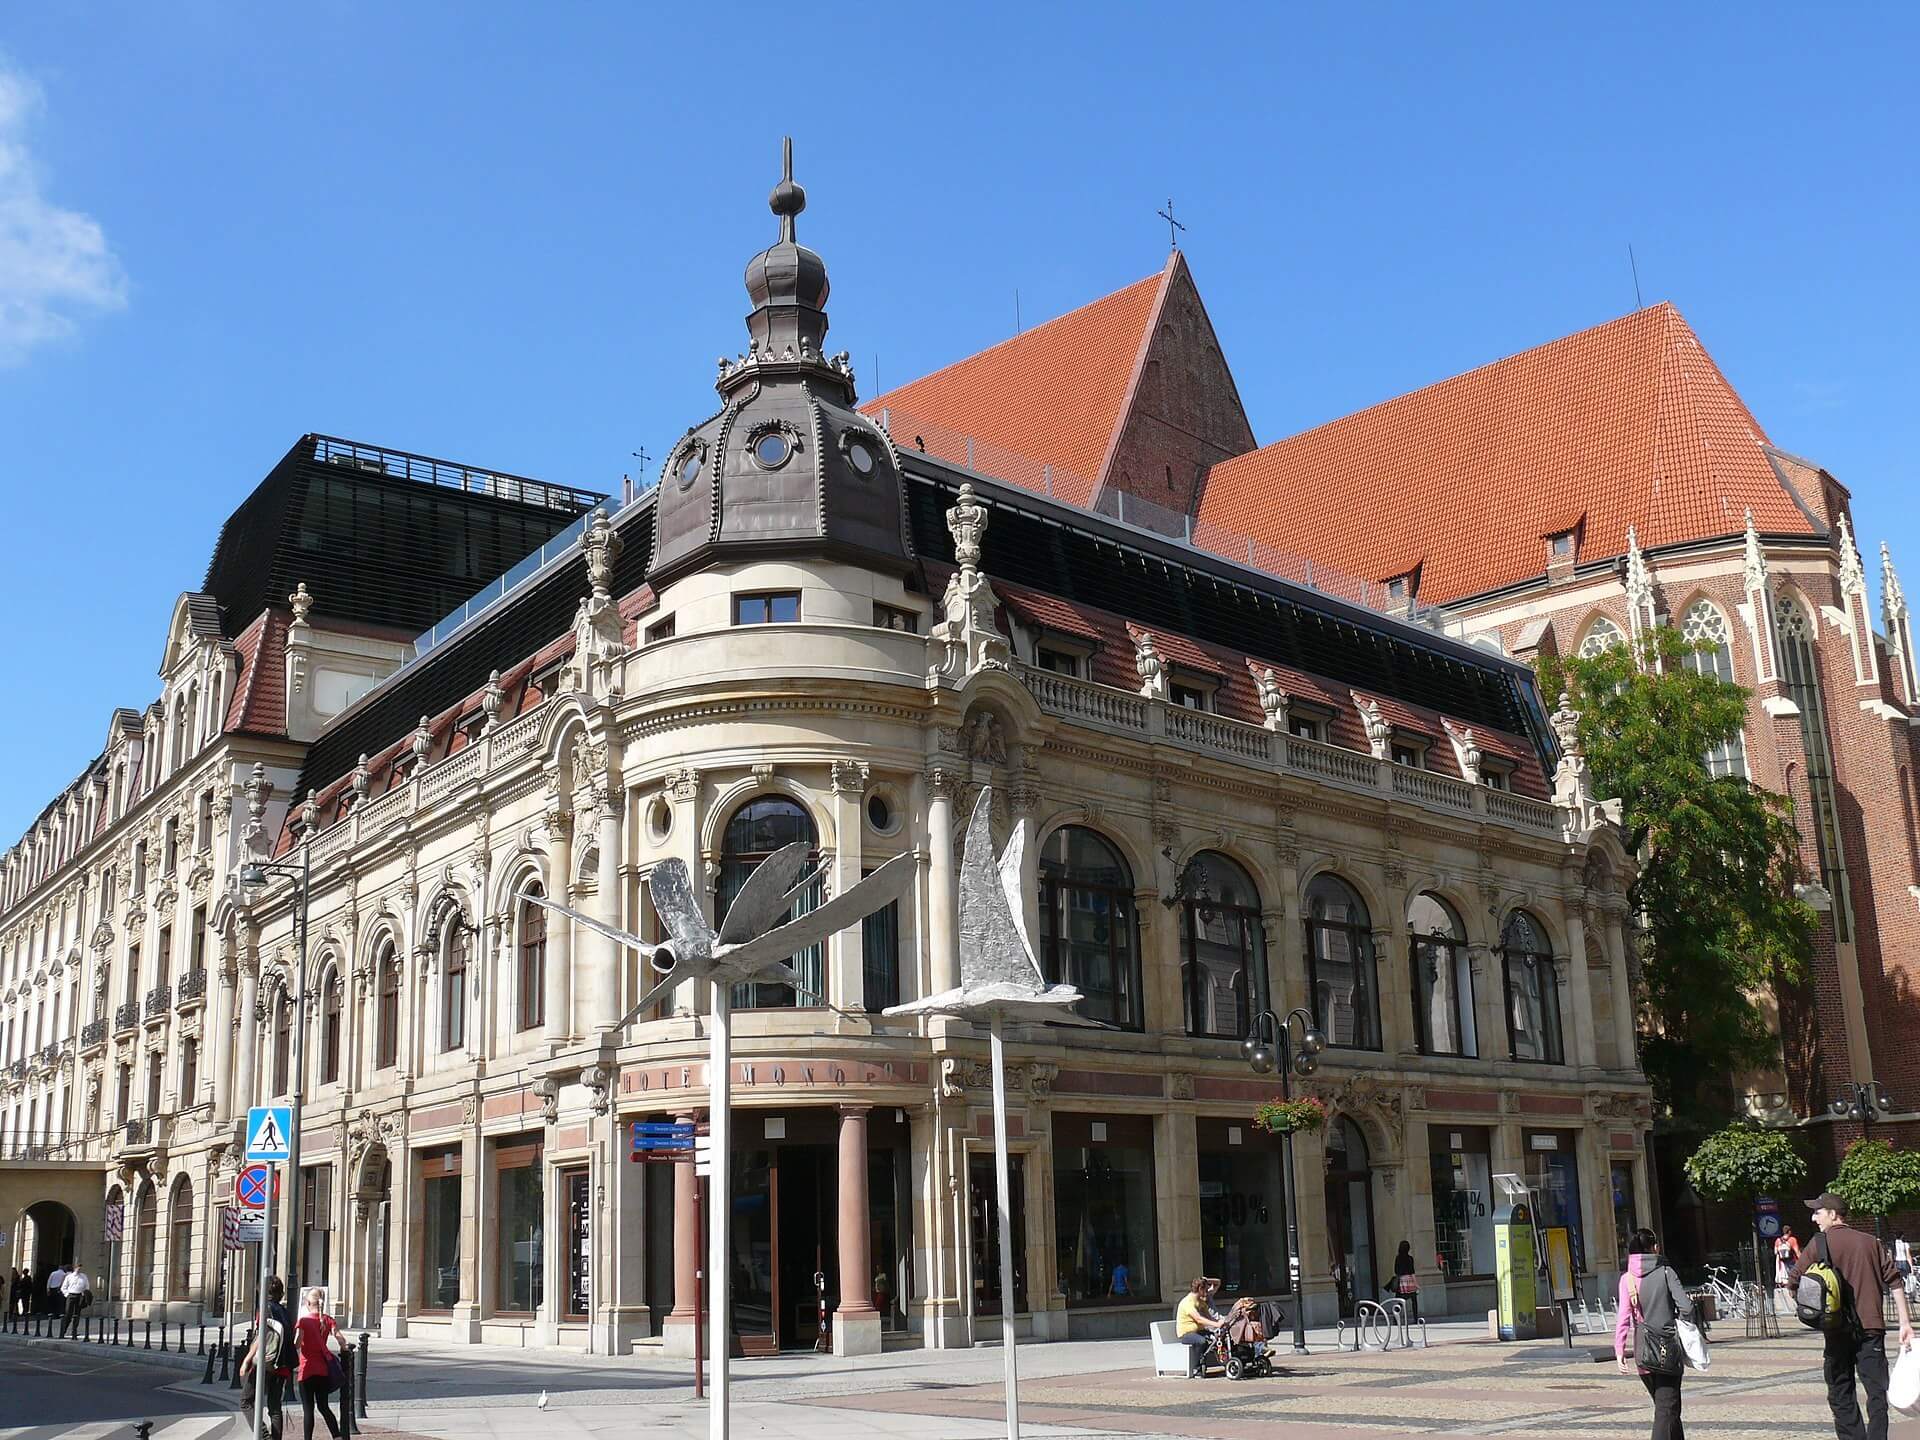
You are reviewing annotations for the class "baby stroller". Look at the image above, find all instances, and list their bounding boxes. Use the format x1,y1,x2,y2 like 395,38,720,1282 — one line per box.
1213,1298,1275,1380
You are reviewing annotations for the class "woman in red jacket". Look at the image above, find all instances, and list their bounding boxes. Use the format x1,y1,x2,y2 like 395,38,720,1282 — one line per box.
292,1287,342,1440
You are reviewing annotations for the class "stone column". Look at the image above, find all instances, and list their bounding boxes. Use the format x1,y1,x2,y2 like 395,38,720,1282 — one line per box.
828,763,868,1014
233,955,259,1114
451,1124,481,1342
1560,886,1597,1069
1157,1109,1203,1298
925,770,959,994
661,1110,702,1357
592,785,623,1031
543,810,573,1044
833,1104,882,1356
1606,910,1637,1074
211,958,236,1120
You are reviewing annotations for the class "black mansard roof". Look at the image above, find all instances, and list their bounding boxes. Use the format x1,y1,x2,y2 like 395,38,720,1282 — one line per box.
289,448,1552,805
202,434,604,638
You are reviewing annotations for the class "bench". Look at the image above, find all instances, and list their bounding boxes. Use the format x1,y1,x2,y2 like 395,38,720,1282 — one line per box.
1149,1320,1190,1376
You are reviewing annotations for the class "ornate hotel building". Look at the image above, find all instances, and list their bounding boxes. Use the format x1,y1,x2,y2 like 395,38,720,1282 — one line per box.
0,160,1647,1353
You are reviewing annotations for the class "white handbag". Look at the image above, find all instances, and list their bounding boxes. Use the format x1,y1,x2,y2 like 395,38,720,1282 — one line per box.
1676,1316,1710,1371
1891,1342,1920,1415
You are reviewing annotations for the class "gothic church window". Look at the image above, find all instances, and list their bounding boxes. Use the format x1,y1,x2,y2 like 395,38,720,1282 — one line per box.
1680,600,1749,779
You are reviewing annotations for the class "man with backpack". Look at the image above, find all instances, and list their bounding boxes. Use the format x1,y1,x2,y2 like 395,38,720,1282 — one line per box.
1792,1191,1914,1440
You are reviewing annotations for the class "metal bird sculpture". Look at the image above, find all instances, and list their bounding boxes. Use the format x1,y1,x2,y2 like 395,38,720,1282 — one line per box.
884,788,1085,1023
527,844,917,1024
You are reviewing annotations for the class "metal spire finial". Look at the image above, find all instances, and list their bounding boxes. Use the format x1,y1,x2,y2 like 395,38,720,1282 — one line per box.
770,135,805,244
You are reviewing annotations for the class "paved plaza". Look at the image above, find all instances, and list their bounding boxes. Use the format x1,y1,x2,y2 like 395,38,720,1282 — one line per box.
4,1318,1918,1438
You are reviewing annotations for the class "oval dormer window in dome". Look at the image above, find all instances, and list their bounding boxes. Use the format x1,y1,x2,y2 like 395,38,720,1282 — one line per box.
847,440,876,477
674,440,706,491
746,420,801,471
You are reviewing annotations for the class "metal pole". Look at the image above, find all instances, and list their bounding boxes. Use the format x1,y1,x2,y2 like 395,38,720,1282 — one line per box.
702,1175,710,1405
1277,1013,1308,1356
708,990,730,1440
253,1172,274,1440
286,844,311,1287
988,1014,1020,1440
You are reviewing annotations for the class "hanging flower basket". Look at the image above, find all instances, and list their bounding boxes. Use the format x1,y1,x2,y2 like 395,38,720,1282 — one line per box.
1252,1096,1327,1136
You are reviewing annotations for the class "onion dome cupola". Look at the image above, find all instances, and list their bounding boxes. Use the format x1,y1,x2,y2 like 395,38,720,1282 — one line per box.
650,138,913,584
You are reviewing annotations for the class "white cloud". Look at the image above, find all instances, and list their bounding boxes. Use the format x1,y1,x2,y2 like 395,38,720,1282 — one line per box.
0,61,126,365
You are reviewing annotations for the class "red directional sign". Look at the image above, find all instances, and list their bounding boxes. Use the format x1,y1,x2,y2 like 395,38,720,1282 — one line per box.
235,1163,274,1210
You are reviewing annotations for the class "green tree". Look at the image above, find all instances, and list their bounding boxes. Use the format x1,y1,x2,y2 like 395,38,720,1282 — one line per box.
1685,1124,1808,1204
1538,629,1813,1120
1685,1123,1809,1284
1829,1139,1920,1224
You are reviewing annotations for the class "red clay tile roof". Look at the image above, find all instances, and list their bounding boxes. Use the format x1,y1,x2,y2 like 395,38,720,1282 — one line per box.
224,610,290,737
862,261,1171,506
1196,302,1816,604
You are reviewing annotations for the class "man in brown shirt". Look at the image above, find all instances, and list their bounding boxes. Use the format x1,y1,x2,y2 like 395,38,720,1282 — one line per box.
1791,1191,1914,1440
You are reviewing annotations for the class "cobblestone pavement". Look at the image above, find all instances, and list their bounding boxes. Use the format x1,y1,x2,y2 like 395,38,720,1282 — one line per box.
795,1331,1920,1439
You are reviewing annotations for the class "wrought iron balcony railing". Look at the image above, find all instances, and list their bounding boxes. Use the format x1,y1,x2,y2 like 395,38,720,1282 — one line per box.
114,1001,139,1033
176,969,206,1006
80,1018,107,1049
144,985,172,1020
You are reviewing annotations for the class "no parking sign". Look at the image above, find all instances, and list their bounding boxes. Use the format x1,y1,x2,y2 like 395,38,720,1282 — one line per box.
1756,1195,1783,1240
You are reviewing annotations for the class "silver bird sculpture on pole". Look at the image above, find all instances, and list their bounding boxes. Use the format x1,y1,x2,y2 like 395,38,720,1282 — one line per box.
886,788,1087,1439
526,840,915,1440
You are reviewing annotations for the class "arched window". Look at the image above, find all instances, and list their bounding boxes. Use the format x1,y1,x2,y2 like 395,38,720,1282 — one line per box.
518,883,546,1032
1177,852,1262,1039
271,989,292,1096
718,797,822,1010
440,909,470,1052
1775,595,1851,941
103,1184,125,1302
1409,893,1474,1057
319,965,343,1084
1577,616,1626,658
132,1182,158,1299
1304,875,1379,1050
1039,827,1141,1029
1501,910,1563,1064
374,939,400,1070
1680,600,1749,779
166,1175,193,1300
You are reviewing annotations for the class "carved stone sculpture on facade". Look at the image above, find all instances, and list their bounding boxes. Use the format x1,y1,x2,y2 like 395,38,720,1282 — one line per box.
1128,624,1167,701
567,510,631,702
1248,662,1289,731
1351,692,1390,759
931,484,1011,679
1440,718,1482,786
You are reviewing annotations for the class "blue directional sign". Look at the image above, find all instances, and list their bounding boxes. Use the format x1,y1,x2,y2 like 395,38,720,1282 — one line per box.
631,1121,696,1155
245,1106,293,1162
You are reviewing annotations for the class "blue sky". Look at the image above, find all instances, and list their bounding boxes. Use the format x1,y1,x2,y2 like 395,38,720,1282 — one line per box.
1,5,1916,841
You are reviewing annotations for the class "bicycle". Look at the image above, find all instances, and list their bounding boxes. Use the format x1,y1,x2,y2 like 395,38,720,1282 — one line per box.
1702,1265,1752,1321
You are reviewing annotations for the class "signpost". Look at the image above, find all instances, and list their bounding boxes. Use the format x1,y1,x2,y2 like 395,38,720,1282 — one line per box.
244,1107,289,1440
236,1165,273,1211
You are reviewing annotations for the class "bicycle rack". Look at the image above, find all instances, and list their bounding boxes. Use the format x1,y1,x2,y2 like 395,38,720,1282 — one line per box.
1333,1299,1426,1351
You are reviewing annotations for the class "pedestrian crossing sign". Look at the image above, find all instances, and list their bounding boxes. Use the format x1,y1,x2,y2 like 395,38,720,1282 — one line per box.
245,1105,292,1162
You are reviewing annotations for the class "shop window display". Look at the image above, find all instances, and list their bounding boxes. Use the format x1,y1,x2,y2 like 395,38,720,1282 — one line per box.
1054,1113,1158,1306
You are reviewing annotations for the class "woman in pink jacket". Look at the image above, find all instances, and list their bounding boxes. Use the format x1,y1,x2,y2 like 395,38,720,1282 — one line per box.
1613,1228,1696,1440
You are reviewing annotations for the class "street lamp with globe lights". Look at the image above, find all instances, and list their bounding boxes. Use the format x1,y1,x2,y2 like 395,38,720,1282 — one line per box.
238,840,312,1286
1830,1081,1898,1241
1242,1005,1326,1355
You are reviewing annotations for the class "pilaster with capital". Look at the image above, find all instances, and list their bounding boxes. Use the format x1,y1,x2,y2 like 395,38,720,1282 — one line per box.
827,760,869,1012
1557,879,1598,1069
925,766,961,994
542,806,574,1045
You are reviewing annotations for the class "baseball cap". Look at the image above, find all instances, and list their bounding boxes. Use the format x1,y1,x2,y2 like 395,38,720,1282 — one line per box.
1806,1192,1849,1216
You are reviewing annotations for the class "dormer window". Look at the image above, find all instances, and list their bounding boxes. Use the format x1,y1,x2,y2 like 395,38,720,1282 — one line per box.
1391,738,1428,769
1483,764,1511,792
1548,531,1576,561
1170,680,1213,712
1288,713,1323,742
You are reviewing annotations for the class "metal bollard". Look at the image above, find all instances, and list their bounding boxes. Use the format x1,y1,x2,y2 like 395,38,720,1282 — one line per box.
355,1331,370,1416
112,1317,120,1345
218,1337,231,1382
200,1341,216,1384
229,1328,249,1390
197,1324,205,1355
143,1318,151,1349
134,1424,153,1440
177,1322,187,1354
339,1343,355,1438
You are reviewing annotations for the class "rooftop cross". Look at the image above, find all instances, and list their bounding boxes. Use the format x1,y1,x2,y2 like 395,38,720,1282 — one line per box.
1157,197,1186,251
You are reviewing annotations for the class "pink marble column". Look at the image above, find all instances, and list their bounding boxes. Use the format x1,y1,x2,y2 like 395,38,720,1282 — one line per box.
665,1111,701,1340
834,1104,880,1353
